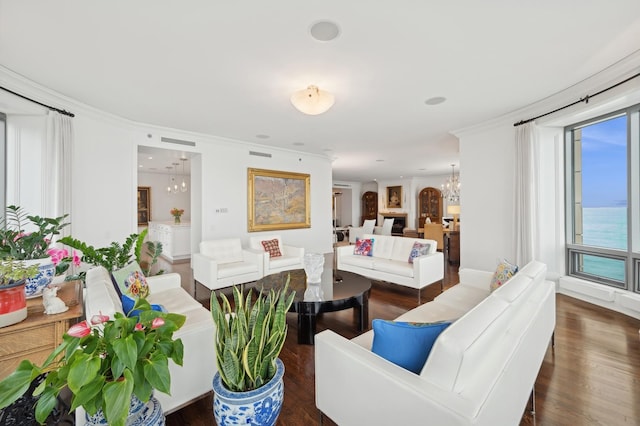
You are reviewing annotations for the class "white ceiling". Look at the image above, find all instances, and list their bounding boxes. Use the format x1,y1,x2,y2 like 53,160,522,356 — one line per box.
1,1,639,182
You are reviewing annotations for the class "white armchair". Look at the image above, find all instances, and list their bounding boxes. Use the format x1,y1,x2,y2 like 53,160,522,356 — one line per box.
192,238,264,290
348,219,376,243
248,234,304,275
374,218,394,235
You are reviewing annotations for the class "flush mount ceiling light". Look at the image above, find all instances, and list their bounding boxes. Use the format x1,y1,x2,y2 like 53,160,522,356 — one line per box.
310,21,340,42
290,85,335,115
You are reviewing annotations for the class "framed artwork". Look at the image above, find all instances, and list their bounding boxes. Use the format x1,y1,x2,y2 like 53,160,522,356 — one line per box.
247,168,311,232
386,185,402,208
137,186,151,225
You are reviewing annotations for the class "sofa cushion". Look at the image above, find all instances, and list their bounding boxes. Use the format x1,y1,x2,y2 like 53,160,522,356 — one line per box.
354,238,374,256
371,319,451,374
366,234,394,259
200,239,244,264
340,254,376,269
374,259,414,278
261,238,282,258
490,259,519,291
269,255,301,269
408,242,431,264
217,261,259,279
390,237,435,262
434,284,489,312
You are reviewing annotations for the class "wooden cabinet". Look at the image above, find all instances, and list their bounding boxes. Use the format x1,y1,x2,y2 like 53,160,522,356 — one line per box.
445,231,460,265
361,191,378,224
0,281,83,380
418,187,442,228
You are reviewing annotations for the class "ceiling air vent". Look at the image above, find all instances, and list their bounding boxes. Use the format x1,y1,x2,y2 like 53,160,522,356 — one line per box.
249,150,272,158
161,137,196,147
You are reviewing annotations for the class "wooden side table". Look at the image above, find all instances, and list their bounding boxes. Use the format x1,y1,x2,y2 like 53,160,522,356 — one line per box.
0,280,83,380
445,231,460,265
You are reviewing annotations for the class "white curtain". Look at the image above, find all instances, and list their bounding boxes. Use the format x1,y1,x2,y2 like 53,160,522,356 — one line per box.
44,111,73,236
514,122,539,265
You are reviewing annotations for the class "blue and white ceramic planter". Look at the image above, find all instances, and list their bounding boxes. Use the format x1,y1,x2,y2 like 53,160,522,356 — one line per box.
23,257,55,298
84,393,164,426
213,358,285,426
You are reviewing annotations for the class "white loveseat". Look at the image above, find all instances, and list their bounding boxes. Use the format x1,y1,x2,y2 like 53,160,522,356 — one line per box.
81,266,216,418
315,260,555,426
193,238,264,290
337,234,444,302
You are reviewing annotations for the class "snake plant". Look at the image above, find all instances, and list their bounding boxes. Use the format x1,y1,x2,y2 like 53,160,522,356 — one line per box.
210,279,294,392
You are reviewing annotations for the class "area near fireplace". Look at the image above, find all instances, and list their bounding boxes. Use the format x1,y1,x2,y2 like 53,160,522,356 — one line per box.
380,212,407,236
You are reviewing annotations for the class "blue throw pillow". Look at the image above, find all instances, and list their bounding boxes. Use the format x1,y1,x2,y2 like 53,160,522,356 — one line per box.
371,319,451,374
120,294,167,317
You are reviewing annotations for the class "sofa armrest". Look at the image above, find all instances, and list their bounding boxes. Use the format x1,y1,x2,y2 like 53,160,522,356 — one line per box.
241,249,265,277
413,251,445,288
192,252,220,289
146,272,181,293
315,330,471,425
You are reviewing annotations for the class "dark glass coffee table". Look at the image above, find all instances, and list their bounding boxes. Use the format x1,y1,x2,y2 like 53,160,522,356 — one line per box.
257,268,371,345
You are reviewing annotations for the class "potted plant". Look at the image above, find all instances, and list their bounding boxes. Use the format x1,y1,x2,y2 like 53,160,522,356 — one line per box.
59,228,163,279
210,280,294,426
0,259,39,327
0,298,185,426
0,205,70,297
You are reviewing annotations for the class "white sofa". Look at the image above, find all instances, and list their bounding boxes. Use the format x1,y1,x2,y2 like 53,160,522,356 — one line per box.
248,234,305,275
315,260,555,426
192,238,264,290
337,233,444,302
81,266,216,419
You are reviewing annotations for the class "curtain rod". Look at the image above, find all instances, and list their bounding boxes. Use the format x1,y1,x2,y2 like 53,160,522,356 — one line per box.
513,71,640,127
0,85,75,117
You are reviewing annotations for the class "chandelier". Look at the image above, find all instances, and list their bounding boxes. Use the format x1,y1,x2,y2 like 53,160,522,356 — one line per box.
441,164,460,203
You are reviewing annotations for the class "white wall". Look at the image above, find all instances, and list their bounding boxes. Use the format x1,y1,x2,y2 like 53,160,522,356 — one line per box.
138,171,191,222
0,71,335,256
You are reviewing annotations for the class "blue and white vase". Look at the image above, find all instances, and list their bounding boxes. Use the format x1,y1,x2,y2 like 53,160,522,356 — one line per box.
84,393,164,426
23,257,55,298
213,358,285,426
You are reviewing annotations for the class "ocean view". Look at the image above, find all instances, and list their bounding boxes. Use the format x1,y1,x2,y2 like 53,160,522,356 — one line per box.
581,206,627,282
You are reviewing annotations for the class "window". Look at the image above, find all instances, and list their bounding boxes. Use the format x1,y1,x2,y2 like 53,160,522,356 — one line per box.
566,105,640,291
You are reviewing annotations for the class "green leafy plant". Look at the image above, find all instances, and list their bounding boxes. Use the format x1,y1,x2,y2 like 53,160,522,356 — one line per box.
59,229,163,279
210,280,295,392
0,205,69,260
0,258,39,286
0,298,185,426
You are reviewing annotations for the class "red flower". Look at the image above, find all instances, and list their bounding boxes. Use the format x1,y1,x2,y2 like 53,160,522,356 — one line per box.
67,320,91,338
134,323,145,331
151,318,165,329
72,250,81,267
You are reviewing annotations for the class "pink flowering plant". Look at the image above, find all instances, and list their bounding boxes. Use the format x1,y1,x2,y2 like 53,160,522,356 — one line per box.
46,247,82,276
0,205,69,260
0,298,185,426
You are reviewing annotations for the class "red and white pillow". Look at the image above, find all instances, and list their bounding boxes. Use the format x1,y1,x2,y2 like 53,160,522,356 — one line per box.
261,239,283,258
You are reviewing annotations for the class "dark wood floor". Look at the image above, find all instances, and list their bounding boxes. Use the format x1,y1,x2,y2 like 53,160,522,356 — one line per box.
166,260,640,426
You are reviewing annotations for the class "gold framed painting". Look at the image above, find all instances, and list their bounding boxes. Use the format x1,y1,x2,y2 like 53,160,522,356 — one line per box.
386,185,402,208
247,168,311,232
137,186,151,225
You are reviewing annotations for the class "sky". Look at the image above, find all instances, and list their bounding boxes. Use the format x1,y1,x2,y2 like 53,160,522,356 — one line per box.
580,114,627,208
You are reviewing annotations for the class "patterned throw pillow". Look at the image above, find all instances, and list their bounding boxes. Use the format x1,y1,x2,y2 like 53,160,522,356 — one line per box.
371,319,451,373
408,242,431,264
490,259,519,292
261,239,282,258
354,238,374,256
111,261,165,316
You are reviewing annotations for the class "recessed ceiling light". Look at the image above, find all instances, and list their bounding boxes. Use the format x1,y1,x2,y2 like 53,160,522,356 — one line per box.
293,142,304,146
256,134,270,139
148,156,153,160
376,159,384,162
323,148,332,152
425,96,446,106
310,21,340,42
139,164,143,168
